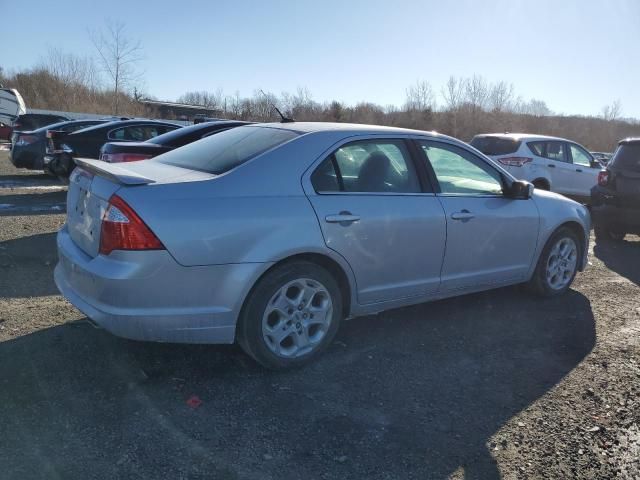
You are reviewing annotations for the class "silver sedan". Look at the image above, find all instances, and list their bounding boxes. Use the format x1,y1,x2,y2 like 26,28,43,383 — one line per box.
55,123,590,369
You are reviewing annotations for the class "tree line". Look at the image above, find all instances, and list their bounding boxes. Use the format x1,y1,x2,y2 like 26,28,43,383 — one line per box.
1,21,637,152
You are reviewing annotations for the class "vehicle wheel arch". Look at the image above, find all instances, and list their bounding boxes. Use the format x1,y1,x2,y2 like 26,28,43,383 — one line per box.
238,252,355,331
532,177,551,190
539,221,587,271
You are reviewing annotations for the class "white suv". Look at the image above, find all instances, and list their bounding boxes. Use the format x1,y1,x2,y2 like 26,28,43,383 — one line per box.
470,133,601,203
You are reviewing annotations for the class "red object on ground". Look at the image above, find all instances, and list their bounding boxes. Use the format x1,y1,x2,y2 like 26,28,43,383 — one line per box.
186,395,203,408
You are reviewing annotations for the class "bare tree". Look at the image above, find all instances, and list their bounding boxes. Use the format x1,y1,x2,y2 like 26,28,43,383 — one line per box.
602,100,622,121
441,76,464,111
489,80,515,113
90,20,144,114
177,89,224,109
405,80,435,111
464,74,489,113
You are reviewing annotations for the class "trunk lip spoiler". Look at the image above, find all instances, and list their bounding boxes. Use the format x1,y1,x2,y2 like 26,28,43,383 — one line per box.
74,157,156,185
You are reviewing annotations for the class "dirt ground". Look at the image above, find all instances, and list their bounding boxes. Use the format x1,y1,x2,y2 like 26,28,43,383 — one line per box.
0,150,638,480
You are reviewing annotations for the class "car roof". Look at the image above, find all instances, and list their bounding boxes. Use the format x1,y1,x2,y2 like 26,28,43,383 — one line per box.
250,121,450,138
473,132,571,142
620,137,640,145
34,118,105,133
71,118,182,135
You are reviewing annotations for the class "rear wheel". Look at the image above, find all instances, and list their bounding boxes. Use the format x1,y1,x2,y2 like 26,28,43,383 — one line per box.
527,227,580,297
237,261,342,369
532,179,550,191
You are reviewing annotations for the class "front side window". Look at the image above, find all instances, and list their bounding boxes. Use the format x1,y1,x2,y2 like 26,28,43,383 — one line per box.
311,139,421,194
419,141,503,196
569,144,593,167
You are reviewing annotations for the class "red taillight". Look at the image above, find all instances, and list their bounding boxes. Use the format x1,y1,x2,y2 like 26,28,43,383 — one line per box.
497,156,533,167
101,152,154,163
598,170,609,186
99,195,164,255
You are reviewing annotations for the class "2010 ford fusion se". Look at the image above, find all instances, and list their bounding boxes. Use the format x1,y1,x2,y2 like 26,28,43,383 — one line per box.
55,123,590,369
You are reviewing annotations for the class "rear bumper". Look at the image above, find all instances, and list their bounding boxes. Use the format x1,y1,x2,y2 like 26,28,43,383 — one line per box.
55,226,271,344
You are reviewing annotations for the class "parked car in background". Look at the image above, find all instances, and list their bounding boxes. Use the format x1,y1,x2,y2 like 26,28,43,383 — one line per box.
11,113,69,138
591,138,640,241
470,133,601,203
0,88,26,126
0,122,11,142
591,151,613,165
9,119,108,170
100,120,252,163
55,122,590,369
44,119,182,177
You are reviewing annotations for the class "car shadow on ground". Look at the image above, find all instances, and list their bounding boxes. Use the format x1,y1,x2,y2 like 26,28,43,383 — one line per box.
0,190,66,217
0,232,59,298
593,236,640,286
0,287,595,479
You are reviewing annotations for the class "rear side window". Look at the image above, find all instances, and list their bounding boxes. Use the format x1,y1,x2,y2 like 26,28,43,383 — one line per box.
311,139,421,194
156,126,299,174
610,144,640,172
470,136,521,156
109,125,167,141
528,141,567,163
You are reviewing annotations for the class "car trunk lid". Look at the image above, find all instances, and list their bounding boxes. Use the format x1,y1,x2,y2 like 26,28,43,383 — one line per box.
66,158,215,258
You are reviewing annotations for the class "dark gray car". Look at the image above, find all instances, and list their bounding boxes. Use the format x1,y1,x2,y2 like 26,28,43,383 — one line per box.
10,119,108,170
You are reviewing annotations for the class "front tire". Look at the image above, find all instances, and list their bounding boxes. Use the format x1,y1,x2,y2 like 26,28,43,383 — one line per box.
237,261,342,370
527,227,581,297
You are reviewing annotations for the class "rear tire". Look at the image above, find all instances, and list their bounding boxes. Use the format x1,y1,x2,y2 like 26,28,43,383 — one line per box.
237,261,342,370
532,179,550,191
527,227,581,297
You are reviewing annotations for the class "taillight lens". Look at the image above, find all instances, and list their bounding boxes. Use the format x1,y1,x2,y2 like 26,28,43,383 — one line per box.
101,153,154,163
497,157,533,167
598,170,609,186
99,195,164,255
15,135,37,146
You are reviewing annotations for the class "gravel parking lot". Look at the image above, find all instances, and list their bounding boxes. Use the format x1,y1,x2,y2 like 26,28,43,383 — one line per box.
0,150,638,480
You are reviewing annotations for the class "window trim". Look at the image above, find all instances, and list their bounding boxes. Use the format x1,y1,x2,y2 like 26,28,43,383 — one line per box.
309,137,430,196
415,138,509,198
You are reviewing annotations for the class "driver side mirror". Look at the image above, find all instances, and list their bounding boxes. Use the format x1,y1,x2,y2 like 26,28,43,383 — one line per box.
508,180,534,200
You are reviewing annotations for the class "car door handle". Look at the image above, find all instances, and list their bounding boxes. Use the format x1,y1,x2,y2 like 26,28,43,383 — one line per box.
576,168,583,172
450,210,475,221
548,164,556,168
325,213,360,224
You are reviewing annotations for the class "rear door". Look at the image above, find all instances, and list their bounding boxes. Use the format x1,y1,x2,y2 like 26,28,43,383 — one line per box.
541,140,575,195
305,137,446,304
568,142,599,199
416,139,539,291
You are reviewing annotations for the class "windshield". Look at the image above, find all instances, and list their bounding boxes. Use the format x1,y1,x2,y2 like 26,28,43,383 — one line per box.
155,126,300,174
470,136,521,156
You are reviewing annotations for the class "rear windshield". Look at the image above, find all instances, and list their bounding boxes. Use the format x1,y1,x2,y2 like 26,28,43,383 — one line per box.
155,126,300,174
610,144,640,172
470,136,521,156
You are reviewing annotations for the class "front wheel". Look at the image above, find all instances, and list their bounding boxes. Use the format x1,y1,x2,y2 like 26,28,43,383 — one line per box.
237,261,342,370
527,227,581,297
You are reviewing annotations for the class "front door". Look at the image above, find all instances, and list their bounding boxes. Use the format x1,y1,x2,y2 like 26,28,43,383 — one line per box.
568,142,600,200
416,139,540,291
305,138,446,304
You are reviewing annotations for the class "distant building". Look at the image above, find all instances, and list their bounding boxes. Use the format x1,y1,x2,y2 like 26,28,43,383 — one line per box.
139,99,222,121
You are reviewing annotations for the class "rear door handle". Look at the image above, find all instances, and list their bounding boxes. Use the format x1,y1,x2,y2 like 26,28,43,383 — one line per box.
450,210,475,221
548,164,556,168
325,213,360,224
576,168,583,172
